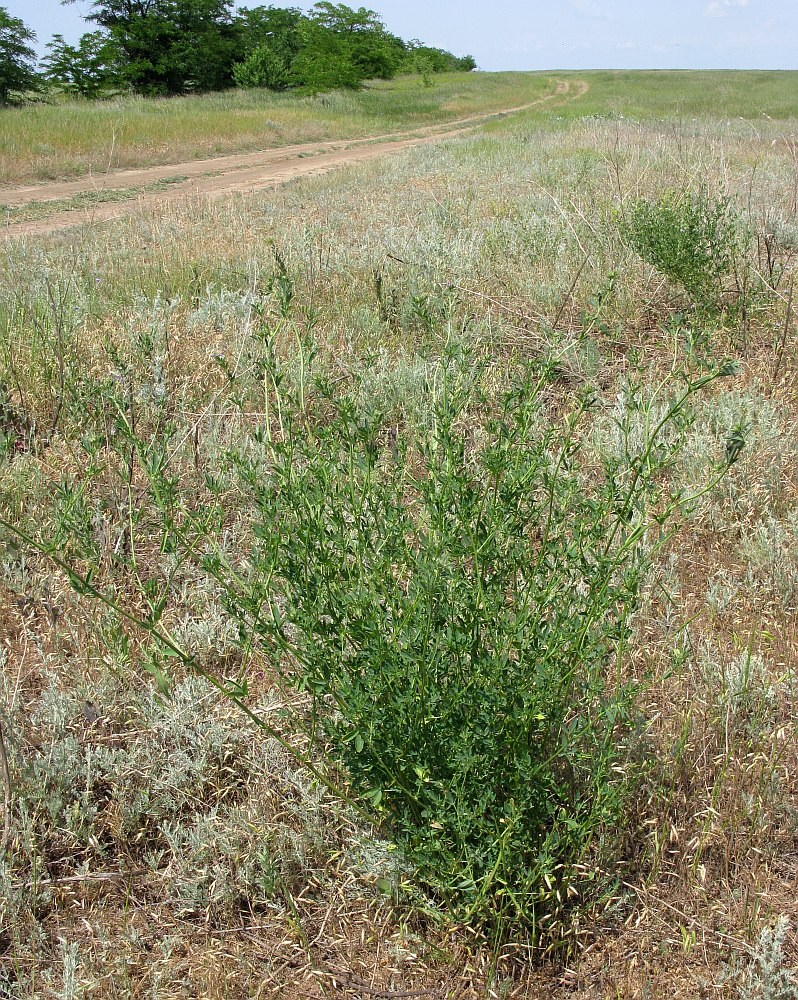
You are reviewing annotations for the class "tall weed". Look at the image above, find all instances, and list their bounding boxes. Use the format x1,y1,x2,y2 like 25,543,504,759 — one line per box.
196,342,737,940
3,334,741,943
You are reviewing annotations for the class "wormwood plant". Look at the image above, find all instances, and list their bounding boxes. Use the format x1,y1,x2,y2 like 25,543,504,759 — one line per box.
3,336,740,944
722,917,798,1000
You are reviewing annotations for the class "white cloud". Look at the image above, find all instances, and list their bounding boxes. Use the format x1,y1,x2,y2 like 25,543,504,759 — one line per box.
706,0,750,17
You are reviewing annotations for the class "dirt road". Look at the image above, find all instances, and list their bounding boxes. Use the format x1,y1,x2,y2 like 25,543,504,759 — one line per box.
1,80,586,239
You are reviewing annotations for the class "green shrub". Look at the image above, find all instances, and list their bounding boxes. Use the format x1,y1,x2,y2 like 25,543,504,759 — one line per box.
210,342,735,940
620,188,741,310
232,44,290,91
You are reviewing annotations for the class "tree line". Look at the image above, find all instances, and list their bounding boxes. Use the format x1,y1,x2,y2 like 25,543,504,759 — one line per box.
0,2,476,104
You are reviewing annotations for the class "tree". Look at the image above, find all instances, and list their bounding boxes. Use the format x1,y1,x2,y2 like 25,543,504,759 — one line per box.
232,5,304,90
309,3,405,80
289,22,360,93
309,3,382,34
63,0,239,95
404,44,477,75
65,0,171,33
349,29,405,79
0,6,39,105
235,5,304,60
60,0,475,98
155,0,239,93
232,43,290,90
42,31,122,98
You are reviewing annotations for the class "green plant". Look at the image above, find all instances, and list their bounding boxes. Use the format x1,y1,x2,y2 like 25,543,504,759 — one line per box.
0,5,39,105
620,188,741,311
199,340,738,941
2,68,798,992
74,0,241,96
288,23,361,93
4,328,741,944
232,43,291,91
41,31,122,99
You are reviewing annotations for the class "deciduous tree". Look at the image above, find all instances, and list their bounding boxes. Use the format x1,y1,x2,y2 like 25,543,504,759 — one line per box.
0,6,39,105
309,3,406,80
42,31,122,98
63,0,238,94
235,5,304,60
232,42,290,90
289,22,360,92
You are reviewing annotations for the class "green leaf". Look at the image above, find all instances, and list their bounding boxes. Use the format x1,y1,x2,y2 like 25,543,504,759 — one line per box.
364,787,382,808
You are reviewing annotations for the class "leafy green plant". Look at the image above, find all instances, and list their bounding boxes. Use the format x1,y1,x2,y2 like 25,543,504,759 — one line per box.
620,188,741,311
0,5,40,105
41,31,122,99
232,44,291,91
200,339,737,941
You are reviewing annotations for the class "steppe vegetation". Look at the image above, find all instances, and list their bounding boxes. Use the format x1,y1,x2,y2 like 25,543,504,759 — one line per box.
0,70,797,997
0,71,551,186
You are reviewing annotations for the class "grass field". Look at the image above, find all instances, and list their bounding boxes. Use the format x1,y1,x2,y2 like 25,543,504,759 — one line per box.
0,71,554,186
2,70,797,188
527,68,798,122
1,71,798,997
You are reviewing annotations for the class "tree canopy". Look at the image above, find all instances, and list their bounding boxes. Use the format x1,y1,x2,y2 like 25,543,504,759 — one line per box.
43,1,477,98
64,0,239,94
0,5,39,105
42,31,122,98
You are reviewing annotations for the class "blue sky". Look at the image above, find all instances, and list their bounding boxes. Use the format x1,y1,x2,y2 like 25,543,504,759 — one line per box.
9,0,798,70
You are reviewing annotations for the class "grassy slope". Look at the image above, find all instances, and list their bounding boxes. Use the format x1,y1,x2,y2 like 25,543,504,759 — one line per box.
1,71,798,997
0,71,553,186
549,69,798,120
3,70,796,188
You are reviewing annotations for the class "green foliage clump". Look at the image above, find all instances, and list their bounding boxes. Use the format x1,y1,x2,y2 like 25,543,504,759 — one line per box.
235,3,304,63
620,188,741,310
211,342,734,939
407,45,477,74
309,2,407,80
74,0,243,96
41,31,122,98
0,4,39,105
232,4,301,90
232,42,291,90
59,1,475,97
7,316,736,942
287,21,362,93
